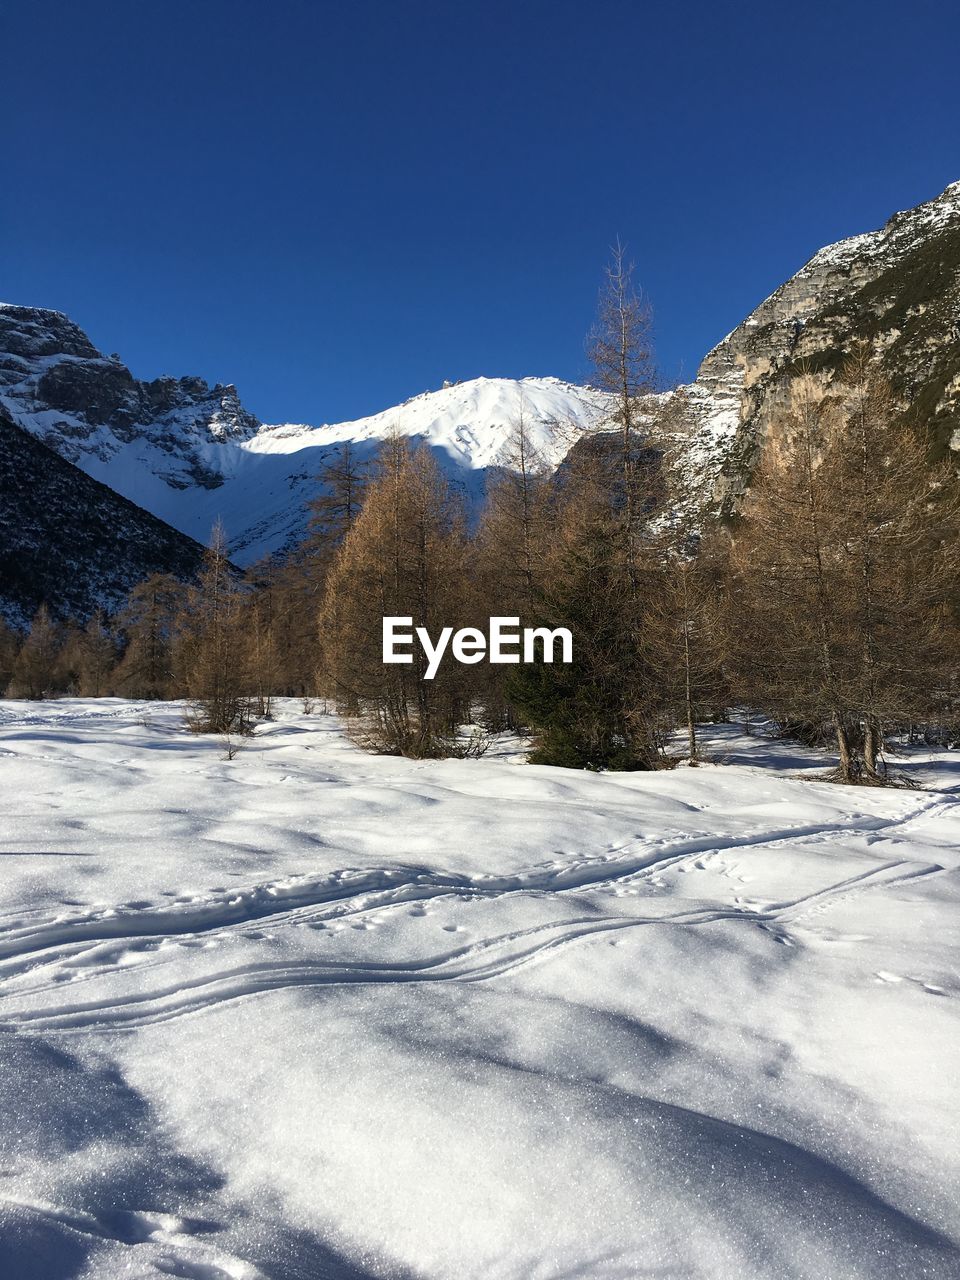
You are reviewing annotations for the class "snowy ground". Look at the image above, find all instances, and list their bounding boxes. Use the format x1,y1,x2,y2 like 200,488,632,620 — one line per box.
0,700,958,1280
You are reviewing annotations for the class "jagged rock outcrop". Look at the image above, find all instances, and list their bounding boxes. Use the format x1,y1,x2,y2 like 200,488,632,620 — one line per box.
687,179,960,507
0,303,260,490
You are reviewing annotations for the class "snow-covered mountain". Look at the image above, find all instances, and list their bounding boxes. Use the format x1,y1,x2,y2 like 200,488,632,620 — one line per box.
2,175,959,618
0,303,606,563
691,177,960,506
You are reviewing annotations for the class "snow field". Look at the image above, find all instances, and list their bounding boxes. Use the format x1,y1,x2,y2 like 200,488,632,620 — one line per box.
0,700,958,1278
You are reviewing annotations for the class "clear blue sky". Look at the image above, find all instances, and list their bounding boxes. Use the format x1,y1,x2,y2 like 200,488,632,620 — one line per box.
5,0,959,424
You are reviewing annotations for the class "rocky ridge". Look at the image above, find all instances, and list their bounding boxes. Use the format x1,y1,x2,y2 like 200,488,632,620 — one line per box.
0,304,259,492
693,179,960,506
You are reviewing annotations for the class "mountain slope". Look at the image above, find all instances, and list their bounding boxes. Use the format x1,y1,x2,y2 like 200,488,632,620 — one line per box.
0,405,207,627
688,179,960,505
2,177,959,583
86,373,606,562
0,303,606,562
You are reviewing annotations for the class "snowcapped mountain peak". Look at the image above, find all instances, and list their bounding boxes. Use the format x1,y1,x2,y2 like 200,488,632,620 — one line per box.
800,176,960,278
0,302,101,362
254,375,607,473
0,303,609,563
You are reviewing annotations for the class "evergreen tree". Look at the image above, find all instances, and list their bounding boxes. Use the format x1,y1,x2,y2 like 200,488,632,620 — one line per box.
505,243,666,769
507,502,658,770
319,437,467,755
9,605,62,699
0,618,21,695
180,523,252,734
729,361,960,781
114,574,185,699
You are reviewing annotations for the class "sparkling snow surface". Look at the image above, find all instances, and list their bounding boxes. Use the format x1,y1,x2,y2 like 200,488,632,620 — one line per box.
0,701,958,1279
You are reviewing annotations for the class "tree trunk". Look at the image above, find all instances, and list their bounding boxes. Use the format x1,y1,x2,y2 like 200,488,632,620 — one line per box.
864,719,883,778
833,711,857,783
683,606,697,763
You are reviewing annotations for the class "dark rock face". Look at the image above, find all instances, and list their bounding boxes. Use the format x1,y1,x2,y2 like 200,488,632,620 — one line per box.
0,303,260,478
687,180,960,507
0,405,206,627
0,305,100,362
37,359,139,428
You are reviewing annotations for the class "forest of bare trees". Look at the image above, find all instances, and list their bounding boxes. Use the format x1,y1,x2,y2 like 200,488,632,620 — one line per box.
3,258,958,785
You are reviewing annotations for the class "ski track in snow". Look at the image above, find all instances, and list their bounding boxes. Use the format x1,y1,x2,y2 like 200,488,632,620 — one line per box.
0,790,951,1031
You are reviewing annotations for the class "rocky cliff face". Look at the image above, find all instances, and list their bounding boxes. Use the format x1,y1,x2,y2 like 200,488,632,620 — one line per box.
0,304,260,491
688,179,960,507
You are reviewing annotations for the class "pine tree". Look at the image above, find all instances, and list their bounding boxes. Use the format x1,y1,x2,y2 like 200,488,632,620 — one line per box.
729,361,960,782
114,574,185,699
588,240,658,580
9,605,62,699
505,242,665,768
319,437,467,755
180,523,252,735
0,618,21,695
506,515,653,769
